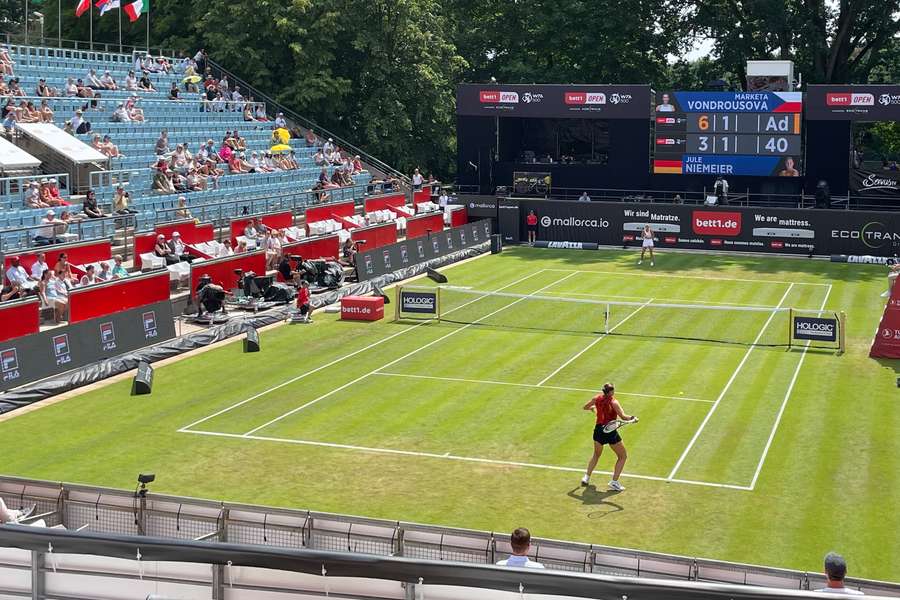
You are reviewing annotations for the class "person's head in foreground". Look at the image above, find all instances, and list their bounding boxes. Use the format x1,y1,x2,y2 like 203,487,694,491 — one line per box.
510,527,531,556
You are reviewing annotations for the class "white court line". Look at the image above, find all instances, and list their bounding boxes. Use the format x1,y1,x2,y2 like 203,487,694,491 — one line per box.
242,272,580,437
179,269,549,433
541,290,813,310
181,428,752,491
372,371,713,404
748,283,833,490
535,299,653,387
543,268,830,287
667,283,796,481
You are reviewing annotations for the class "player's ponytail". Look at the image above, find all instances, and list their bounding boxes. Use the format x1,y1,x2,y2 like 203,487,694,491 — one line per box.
602,383,614,395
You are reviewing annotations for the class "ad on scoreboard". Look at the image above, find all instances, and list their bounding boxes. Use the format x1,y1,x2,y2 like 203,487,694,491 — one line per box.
653,91,803,177
515,198,900,256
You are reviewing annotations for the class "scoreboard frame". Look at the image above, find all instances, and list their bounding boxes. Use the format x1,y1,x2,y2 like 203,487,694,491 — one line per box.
653,91,804,177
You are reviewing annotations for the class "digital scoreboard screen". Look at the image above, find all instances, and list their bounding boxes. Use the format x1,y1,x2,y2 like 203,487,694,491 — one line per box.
652,91,803,177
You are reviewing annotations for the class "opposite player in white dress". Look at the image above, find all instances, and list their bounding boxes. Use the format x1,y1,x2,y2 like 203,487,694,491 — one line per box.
638,224,654,266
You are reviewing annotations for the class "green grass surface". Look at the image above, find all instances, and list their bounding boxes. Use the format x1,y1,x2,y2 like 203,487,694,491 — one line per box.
2,247,899,580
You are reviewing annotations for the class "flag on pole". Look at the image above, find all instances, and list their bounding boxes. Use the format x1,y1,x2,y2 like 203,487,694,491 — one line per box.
96,0,120,16
122,0,146,22
75,0,91,17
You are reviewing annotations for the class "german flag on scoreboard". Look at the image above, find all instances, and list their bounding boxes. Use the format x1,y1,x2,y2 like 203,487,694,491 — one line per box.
653,159,683,174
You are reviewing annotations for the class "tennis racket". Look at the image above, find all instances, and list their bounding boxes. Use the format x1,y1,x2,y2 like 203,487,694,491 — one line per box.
602,417,639,434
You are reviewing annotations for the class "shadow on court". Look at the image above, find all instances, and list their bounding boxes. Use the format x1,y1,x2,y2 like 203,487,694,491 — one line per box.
567,485,624,519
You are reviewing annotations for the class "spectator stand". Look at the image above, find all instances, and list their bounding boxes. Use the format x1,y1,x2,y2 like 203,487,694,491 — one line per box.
134,219,215,270
0,296,40,343
304,200,356,240
68,270,169,323
2,238,112,285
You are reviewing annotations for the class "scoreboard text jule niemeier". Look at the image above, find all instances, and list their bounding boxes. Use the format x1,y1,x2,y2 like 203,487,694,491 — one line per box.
652,92,803,177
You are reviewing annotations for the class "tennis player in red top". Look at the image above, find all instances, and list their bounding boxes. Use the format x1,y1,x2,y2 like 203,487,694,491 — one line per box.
581,383,635,491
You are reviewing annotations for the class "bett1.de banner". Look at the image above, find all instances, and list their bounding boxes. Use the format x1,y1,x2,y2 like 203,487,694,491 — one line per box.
515,199,900,256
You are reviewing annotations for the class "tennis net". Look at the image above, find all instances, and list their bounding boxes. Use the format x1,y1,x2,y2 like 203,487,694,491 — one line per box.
395,285,844,350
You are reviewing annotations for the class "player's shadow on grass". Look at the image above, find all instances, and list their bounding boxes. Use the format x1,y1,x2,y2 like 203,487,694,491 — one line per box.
567,485,624,519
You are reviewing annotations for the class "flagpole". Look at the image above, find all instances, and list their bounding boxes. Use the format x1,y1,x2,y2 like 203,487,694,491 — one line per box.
57,0,61,47
24,0,29,44
145,2,149,53
89,0,93,49
118,3,121,51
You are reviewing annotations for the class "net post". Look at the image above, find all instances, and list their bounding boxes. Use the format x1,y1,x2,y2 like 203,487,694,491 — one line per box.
605,304,610,334
839,311,846,354
788,308,793,351
437,286,442,322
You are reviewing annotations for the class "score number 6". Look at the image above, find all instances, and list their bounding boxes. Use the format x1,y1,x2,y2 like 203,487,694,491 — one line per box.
698,115,710,131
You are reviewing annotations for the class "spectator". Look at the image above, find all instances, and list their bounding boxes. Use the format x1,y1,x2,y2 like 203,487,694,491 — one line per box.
18,100,40,123
263,151,281,172
99,134,122,158
194,48,207,74
323,137,335,155
305,128,317,147
217,75,229,95
79,264,98,286
236,239,248,253
168,232,196,262
274,112,287,129
86,68,103,90
154,234,178,265
341,238,358,267
0,47,14,76
0,499,37,524
125,95,145,122
111,255,128,278
54,253,76,287
351,155,363,174
243,218,260,241
155,129,169,155
138,72,155,91
242,103,255,121
296,280,312,322
1,283,24,302
412,167,424,189
816,553,863,595
124,70,138,91
114,185,138,214
35,78,55,97
495,528,544,569
217,239,234,257
34,209,64,245
38,99,54,123
46,178,68,206
100,70,118,90
64,77,78,96
83,190,106,219
175,196,193,219
249,151,272,173
30,252,50,280
1,107,16,134
172,143,191,169
25,181,48,208
169,81,180,100
97,261,113,281
44,270,68,322
152,160,176,193
6,257,35,289
314,149,327,166
284,150,299,170
111,102,131,123
231,130,247,151
71,109,90,134
578,191,591,202
438,188,450,209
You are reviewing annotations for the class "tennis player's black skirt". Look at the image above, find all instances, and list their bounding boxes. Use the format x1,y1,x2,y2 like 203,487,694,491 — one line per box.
593,424,622,445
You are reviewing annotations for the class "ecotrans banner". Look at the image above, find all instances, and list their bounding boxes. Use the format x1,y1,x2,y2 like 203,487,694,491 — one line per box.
507,198,900,256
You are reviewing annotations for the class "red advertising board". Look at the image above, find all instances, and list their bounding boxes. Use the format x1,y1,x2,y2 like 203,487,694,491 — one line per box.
4,240,111,284
305,201,355,225
692,211,742,236
68,271,170,323
340,296,384,321
230,211,293,244
188,251,266,299
0,297,40,343
870,282,900,358
406,213,444,240
282,234,340,262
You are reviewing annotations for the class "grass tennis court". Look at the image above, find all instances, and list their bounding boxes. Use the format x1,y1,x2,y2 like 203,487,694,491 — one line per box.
2,247,899,580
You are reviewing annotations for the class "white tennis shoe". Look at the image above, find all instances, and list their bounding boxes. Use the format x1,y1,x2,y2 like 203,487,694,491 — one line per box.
608,480,625,491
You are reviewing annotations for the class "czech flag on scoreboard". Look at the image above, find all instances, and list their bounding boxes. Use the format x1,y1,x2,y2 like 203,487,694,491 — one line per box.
123,0,147,22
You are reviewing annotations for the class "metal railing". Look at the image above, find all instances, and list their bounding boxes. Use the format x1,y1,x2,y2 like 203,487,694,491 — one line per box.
2,33,177,59
0,475,896,596
206,58,410,186
0,213,136,256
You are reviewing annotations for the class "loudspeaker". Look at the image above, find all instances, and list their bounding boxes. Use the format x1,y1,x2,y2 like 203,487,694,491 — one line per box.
243,327,260,352
427,267,448,284
131,361,154,396
490,234,503,254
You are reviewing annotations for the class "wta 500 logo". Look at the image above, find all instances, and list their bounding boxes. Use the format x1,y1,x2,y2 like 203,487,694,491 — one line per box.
832,222,900,249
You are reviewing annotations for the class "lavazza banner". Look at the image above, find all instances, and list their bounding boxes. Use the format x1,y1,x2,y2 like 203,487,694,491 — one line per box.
514,199,900,256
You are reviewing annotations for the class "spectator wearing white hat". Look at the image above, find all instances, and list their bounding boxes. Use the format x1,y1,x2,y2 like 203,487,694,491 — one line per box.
25,181,48,208
34,209,64,245
323,137,335,155
71,109,90,134
274,112,287,129
100,70,118,90
112,102,131,123
167,232,196,263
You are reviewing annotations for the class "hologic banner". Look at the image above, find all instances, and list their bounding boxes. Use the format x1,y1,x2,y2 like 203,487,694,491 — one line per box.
0,299,175,392
357,220,492,281
793,316,838,342
399,290,438,315
457,84,651,119
850,168,900,199
511,199,900,256
806,85,900,121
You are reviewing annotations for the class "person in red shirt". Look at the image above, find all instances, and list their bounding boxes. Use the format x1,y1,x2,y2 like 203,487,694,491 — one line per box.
526,210,538,245
580,383,635,491
296,280,312,323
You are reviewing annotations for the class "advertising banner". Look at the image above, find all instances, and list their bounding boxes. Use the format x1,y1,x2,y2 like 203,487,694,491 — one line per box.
511,198,900,256
870,279,900,358
0,299,175,392
793,316,838,342
850,168,900,199
399,290,438,315
806,85,900,121
356,220,492,281
457,84,651,119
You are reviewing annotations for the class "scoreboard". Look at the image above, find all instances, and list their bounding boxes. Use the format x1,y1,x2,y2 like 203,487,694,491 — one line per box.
653,91,803,177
